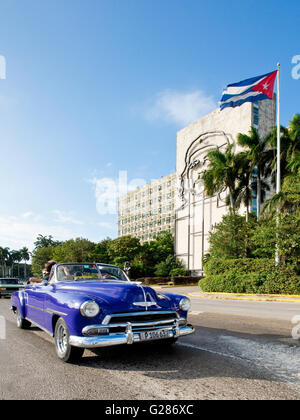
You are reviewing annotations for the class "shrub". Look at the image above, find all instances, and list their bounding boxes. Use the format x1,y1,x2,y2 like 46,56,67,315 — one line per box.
154,255,187,277
200,257,300,294
208,213,257,259
203,257,273,276
169,268,187,277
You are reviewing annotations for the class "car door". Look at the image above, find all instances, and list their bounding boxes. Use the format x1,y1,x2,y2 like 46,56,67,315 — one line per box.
25,284,47,329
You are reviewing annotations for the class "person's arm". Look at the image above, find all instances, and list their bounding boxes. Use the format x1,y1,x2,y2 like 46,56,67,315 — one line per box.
28,277,43,284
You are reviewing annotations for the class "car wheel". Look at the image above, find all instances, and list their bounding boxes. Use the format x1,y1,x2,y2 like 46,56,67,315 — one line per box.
54,318,84,363
16,309,31,329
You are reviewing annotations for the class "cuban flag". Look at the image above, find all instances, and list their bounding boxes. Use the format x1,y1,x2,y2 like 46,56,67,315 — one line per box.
220,70,277,110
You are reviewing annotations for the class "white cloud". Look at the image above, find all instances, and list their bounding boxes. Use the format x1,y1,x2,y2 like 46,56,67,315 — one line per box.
52,210,84,225
22,212,34,219
146,89,216,126
0,215,72,251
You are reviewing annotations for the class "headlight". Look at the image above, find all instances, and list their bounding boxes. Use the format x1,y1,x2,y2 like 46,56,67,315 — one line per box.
80,301,100,318
179,297,191,312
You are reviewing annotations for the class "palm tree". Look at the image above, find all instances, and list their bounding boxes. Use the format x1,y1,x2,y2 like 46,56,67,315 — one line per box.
287,150,300,175
233,153,253,222
9,250,22,278
0,247,10,277
287,114,300,160
237,126,273,219
20,247,30,279
266,114,300,184
262,161,300,217
201,144,239,211
14,250,22,278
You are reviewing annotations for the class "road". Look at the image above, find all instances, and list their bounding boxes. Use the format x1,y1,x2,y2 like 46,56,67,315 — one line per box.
1,289,300,400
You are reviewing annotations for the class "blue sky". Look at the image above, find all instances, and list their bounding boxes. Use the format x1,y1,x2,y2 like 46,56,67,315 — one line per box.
0,0,299,251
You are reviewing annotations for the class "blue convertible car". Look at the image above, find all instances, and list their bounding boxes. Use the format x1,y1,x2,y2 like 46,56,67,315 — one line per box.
11,263,194,363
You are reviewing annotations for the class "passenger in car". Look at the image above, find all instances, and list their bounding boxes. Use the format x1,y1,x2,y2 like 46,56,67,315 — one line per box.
29,260,57,285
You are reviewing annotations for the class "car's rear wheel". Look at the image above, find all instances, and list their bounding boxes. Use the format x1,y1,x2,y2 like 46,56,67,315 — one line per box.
54,318,84,363
16,309,31,329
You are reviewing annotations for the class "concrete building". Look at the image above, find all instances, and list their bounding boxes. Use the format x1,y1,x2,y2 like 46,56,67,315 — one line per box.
175,98,276,275
118,173,176,242
117,98,276,271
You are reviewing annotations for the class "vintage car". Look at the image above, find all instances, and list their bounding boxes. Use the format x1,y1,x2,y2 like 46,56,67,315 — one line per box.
0,278,25,298
11,263,194,362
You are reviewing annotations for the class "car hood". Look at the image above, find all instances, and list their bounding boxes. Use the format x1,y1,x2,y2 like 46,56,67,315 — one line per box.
55,280,173,312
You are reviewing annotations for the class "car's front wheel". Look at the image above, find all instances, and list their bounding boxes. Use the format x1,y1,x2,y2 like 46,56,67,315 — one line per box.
54,318,84,363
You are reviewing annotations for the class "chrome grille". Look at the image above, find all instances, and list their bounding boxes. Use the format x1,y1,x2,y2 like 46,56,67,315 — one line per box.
109,311,178,333
83,311,181,336
107,311,178,324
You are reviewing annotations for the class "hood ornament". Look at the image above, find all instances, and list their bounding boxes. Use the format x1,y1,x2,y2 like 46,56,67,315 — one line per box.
133,302,156,308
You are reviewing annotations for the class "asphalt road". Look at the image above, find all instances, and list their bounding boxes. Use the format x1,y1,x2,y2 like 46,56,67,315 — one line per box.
1,291,300,400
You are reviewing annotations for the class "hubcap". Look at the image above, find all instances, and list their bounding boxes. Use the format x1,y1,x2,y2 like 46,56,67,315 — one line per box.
56,324,68,355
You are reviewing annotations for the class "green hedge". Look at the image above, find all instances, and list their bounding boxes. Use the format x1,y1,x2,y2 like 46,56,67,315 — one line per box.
200,258,300,294
139,276,202,286
203,258,275,276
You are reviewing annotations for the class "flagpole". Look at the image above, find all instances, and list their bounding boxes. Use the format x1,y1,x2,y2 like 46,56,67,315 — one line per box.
276,63,281,195
275,63,281,265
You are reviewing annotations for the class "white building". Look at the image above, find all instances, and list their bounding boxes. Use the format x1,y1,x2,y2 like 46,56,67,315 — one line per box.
118,173,176,242
175,98,276,274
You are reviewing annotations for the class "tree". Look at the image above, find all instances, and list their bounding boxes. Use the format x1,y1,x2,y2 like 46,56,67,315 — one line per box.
108,236,141,267
154,255,186,277
20,247,30,279
89,238,112,264
208,213,256,259
231,152,253,222
14,250,22,277
237,126,273,218
262,167,300,216
31,246,56,277
287,150,300,175
33,234,61,250
259,168,300,267
8,250,21,277
131,232,175,277
202,144,239,210
0,247,10,277
52,238,95,263
267,114,300,183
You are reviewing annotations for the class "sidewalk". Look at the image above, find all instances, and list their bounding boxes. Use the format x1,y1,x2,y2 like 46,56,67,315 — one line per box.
152,285,300,303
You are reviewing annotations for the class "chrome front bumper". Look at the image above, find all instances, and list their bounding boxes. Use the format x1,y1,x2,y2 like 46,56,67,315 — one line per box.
69,324,194,349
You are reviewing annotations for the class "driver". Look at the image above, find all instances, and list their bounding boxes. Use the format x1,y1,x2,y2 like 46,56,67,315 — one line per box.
57,265,73,281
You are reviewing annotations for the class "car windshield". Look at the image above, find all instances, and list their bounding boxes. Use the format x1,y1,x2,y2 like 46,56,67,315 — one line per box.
97,265,129,281
56,264,101,282
0,278,18,285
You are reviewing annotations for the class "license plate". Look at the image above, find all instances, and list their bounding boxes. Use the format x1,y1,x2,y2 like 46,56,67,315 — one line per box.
140,329,171,341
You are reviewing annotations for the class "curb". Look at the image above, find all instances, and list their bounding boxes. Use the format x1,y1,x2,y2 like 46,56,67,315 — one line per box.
187,293,300,303
196,291,300,299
